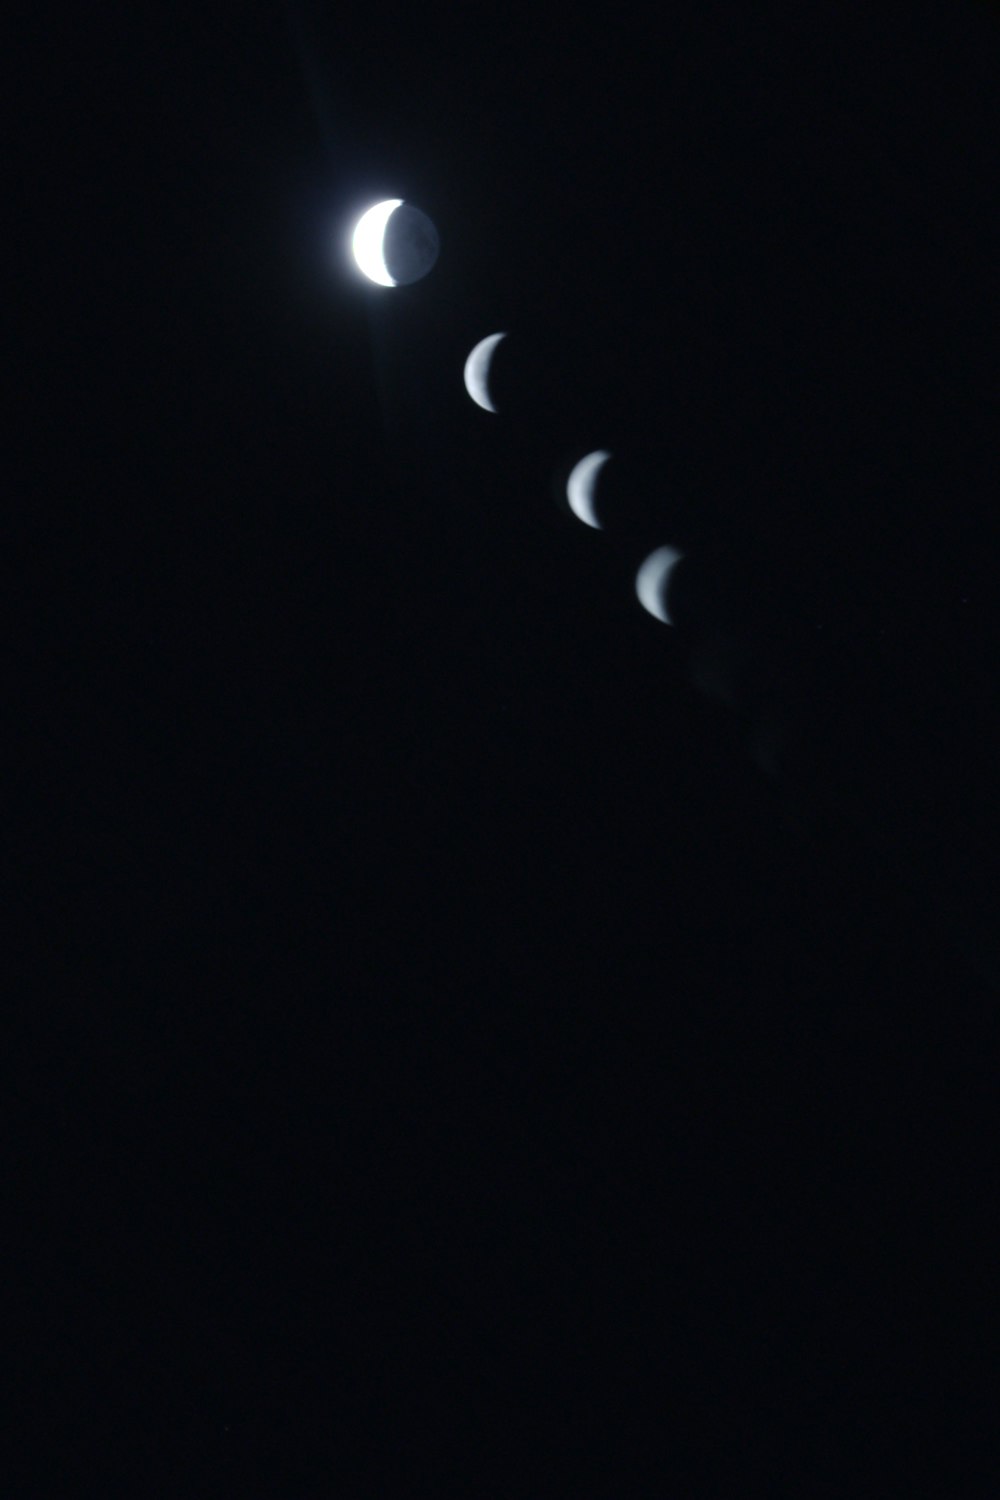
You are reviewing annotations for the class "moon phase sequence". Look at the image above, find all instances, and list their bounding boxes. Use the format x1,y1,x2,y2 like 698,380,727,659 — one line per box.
463,333,507,413
349,212,686,634
351,200,440,287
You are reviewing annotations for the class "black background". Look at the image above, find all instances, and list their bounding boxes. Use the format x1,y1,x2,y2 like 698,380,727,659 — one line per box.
12,1,999,1491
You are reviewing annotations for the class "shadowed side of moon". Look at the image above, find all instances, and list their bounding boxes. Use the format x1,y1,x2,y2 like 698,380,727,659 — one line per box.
382,203,440,286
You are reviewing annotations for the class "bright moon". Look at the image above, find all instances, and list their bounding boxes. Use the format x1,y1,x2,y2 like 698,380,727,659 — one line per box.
636,546,683,625
463,332,507,413
566,450,611,529
350,200,440,287
351,200,401,286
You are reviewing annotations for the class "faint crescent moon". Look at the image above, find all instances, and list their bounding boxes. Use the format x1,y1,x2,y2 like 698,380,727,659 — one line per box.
463,332,507,413
566,450,611,529
636,546,683,625
351,199,403,286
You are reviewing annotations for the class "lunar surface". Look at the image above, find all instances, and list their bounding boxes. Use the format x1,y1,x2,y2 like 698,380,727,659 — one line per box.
351,200,439,286
381,203,440,285
463,332,507,413
351,200,401,286
636,546,683,625
566,450,611,529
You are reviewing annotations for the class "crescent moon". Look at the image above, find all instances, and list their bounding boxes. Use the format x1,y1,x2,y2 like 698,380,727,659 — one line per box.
351,199,403,286
566,450,611,529
636,546,683,625
463,332,507,413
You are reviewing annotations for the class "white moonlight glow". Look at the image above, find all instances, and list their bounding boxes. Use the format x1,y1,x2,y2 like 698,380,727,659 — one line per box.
636,546,683,625
463,332,507,413
566,450,611,529
351,199,403,286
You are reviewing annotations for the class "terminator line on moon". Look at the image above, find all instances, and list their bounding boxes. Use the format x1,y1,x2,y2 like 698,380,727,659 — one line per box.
350,199,440,287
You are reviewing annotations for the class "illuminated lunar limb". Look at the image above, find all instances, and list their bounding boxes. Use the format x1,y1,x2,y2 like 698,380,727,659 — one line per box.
463,332,507,413
636,546,683,625
566,450,611,529
351,200,402,285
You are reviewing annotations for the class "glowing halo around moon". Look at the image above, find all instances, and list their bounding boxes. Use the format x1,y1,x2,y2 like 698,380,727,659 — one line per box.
636,546,683,625
463,332,507,413
566,450,611,529
350,199,440,287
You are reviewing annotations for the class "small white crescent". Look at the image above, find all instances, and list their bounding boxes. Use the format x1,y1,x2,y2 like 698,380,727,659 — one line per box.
636,546,683,625
463,332,507,413
566,450,611,529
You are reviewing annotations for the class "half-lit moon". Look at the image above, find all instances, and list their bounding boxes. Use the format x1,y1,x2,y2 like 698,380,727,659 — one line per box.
566,450,611,529
463,332,507,413
636,546,683,625
351,200,402,286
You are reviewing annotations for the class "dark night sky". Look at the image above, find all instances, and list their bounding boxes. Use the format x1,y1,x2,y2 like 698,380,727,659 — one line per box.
12,2,1000,1491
